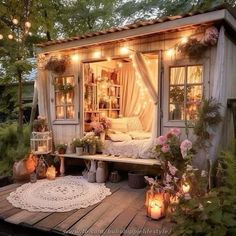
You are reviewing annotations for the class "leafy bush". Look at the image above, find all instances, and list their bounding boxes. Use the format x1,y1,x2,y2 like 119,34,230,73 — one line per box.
0,123,30,176
170,152,236,236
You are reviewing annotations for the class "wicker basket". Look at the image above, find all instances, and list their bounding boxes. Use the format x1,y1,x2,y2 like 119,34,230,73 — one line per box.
128,171,146,189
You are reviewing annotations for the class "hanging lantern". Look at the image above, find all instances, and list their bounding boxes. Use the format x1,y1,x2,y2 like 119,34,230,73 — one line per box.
145,186,169,220
46,166,57,180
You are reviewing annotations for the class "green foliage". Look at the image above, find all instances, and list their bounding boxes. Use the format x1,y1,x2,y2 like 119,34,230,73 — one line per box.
0,123,30,176
170,152,236,236
194,98,222,148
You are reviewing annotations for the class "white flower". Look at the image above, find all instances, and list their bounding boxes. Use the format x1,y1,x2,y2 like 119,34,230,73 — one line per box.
186,165,194,172
144,176,156,185
168,161,178,176
201,170,207,177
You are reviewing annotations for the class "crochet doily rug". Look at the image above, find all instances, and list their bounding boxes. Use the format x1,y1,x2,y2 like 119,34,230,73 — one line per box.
7,176,111,212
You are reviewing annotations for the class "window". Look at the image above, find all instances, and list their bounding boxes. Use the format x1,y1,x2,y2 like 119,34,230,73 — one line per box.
54,76,75,120
169,65,203,121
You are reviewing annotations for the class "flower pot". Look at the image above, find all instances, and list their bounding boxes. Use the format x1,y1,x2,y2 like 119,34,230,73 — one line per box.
88,144,96,155
76,147,83,156
58,148,66,154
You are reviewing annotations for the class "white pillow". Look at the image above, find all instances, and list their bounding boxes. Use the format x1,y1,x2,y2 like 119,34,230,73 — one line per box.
128,131,151,140
107,133,132,142
127,116,143,131
109,118,128,133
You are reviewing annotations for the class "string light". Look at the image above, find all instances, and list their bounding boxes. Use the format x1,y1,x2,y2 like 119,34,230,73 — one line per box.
25,21,31,28
166,48,175,57
120,46,129,55
0,34,3,40
181,36,188,44
8,34,13,40
71,54,80,62
106,57,111,61
118,62,123,68
12,18,18,25
92,50,101,58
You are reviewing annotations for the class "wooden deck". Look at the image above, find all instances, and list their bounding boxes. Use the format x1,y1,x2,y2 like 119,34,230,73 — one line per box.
0,180,173,236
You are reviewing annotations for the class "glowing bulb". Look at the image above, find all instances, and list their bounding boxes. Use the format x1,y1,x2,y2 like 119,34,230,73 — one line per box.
118,62,122,68
182,183,190,193
167,48,175,57
147,60,151,65
133,63,137,68
12,18,18,25
71,54,80,62
0,34,3,40
93,51,101,58
120,46,129,55
8,34,13,40
25,21,31,28
28,32,32,36
106,57,111,61
181,37,188,44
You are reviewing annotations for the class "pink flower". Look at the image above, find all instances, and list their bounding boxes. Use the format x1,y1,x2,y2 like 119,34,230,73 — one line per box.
180,139,192,159
168,161,178,175
170,128,181,136
156,135,167,145
91,122,104,135
161,144,170,153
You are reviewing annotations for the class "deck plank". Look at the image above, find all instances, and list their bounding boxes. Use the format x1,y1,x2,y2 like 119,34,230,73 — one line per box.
103,191,145,236
0,207,22,219
34,210,77,231
84,190,142,236
67,188,136,236
54,182,122,234
21,212,52,225
5,210,37,224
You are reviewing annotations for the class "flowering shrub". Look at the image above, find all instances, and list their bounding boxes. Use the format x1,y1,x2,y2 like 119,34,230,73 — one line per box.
82,132,101,146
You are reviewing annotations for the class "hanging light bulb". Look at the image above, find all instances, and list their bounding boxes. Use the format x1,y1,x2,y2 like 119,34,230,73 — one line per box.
92,50,101,58
0,34,3,40
25,21,31,28
120,46,129,55
106,57,111,61
12,18,18,25
181,36,188,44
118,62,122,68
167,48,175,57
8,34,13,40
71,54,80,62
28,32,32,36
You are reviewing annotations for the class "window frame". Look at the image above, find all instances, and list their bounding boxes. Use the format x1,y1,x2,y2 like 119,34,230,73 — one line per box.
52,75,79,125
168,64,203,122
163,58,209,128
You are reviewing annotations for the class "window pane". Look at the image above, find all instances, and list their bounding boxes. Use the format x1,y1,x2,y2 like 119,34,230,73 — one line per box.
186,103,201,120
56,106,64,119
65,76,74,85
187,85,202,102
169,86,185,103
169,103,184,120
66,106,75,119
66,91,74,105
55,77,63,86
187,66,203,83
170,67,185,85
55,92,65,105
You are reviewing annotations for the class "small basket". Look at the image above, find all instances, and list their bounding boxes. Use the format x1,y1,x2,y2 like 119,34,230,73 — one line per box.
128,171,146,189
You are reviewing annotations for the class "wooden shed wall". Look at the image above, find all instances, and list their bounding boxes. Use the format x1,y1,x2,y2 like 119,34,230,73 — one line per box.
38,27,216,144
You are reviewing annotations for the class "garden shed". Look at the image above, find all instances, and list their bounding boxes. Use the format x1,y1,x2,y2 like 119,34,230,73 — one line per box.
36,4,236,166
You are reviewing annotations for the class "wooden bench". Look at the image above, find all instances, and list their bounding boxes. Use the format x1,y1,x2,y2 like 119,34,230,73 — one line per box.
55,154,161,176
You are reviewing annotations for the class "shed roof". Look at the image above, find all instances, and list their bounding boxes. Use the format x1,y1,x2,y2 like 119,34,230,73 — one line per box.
37,4,236,53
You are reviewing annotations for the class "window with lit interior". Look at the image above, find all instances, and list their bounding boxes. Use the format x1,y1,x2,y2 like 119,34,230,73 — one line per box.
54,76,75,120
169,65,203,121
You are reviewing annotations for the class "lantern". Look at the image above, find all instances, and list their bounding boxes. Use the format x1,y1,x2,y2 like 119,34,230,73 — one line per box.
145,187,169,220
46,166,57,180
30,131,52,154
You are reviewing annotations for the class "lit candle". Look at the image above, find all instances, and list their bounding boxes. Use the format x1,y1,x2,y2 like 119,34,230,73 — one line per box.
182,182,190,193
38,145,47,152
150,200,162,220
46,166,57,180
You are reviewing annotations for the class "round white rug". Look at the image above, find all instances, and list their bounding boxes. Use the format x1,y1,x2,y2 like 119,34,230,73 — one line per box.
7,176,111,212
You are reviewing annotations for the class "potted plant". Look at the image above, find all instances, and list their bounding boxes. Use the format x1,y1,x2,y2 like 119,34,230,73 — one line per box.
72,138,84,156
33,116,47,132
55,143,67,154
82,132,99,155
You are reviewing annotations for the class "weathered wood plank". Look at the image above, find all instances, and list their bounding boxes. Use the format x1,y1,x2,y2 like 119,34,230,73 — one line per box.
0,183,21,192
0,185,20,197
54,181,122,234
103,192,145,236
21,212,52,226
67,188,134,236
84,191,141,236
0,207,22,219
5,210,37,225
34,210,77,231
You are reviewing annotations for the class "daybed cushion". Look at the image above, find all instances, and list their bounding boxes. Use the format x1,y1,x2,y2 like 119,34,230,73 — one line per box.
109,118,128,133
126,116,143,131
107,133,132,142
128,131,151,140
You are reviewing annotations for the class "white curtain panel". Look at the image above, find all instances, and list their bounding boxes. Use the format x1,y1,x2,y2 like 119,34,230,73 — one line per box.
209,26,226,161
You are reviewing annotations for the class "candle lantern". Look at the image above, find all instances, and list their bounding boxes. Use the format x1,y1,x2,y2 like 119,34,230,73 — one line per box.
30,131,52,154
145,187,169,220
46,166,57,180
